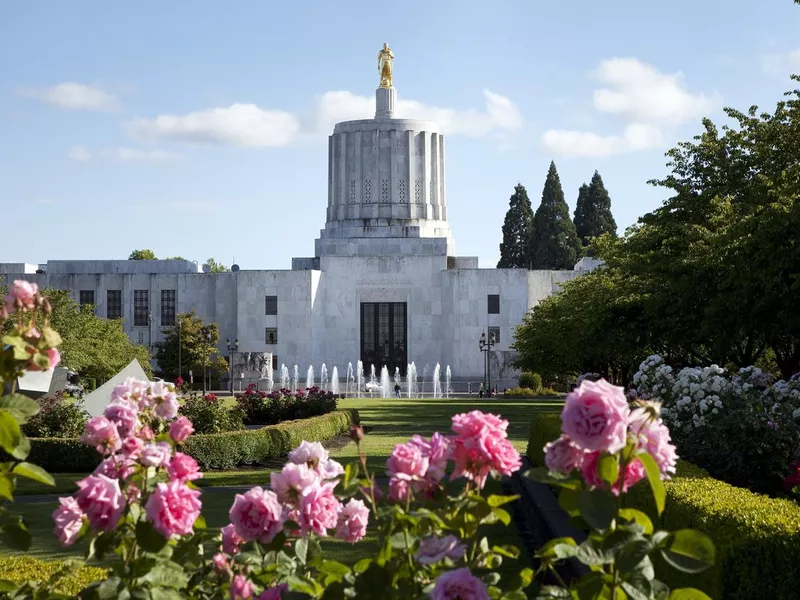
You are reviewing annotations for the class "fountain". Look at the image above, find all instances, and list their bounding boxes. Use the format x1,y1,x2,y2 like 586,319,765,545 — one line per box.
292,365,299,394
306,365,315,391
368,365,377,396
346,362,354,397
265,363,274,392
280,364,289,390
381,366,391,398
422,364,429,397
331,366,339,396
406,362,417,399
445,365,452,399
432,363,442,399
320,363,328,391
357,360,364,398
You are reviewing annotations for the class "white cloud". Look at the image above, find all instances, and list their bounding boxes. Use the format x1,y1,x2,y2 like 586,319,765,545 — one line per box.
541,58,720,158
68,146,92,162
19,82,117,111
128,104,300,147
314,89,522,137
762,50,800,75
101,147,182,162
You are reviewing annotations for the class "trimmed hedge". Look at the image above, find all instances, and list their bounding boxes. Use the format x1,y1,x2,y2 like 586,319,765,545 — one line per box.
526,412,800,599
26,409,360,472
0,556,106,596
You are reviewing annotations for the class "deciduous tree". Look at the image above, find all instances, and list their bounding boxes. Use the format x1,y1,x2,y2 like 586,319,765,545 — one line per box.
128,249,157,260
155,311,226,386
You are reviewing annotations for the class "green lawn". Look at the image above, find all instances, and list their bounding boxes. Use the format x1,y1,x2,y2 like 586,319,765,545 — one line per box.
5,395,563,575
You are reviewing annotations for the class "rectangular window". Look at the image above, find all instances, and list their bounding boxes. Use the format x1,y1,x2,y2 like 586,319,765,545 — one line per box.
137,332,144,344
265,295,278,315
360,302,407,376
488,294,500,314
272,354,278,371
265,327,278,344
161,290,176,326
488,326,501,344
107,290,122,319
134,290,149,326
79,290,95,306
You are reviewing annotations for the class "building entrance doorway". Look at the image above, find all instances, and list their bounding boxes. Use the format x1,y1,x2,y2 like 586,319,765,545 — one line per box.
360,302,407,377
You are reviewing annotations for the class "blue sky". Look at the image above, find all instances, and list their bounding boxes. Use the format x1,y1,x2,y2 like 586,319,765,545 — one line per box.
1,1,798,268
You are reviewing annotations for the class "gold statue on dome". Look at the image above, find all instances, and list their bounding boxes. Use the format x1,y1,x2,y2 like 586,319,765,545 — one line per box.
377,42,394,88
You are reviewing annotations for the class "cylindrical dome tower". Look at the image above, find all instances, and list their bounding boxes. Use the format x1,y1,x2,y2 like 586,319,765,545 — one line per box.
315,46,454,257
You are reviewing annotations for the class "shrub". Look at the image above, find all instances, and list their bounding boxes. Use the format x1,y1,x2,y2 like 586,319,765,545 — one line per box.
21,391,88,438
526,411,800,599
0,556,106,596
519,371,542,391
179,394,244,434
235,384,338,425
25,409,359,472
503,386,561,398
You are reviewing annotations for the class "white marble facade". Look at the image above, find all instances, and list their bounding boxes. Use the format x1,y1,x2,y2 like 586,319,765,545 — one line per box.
0,77,597,388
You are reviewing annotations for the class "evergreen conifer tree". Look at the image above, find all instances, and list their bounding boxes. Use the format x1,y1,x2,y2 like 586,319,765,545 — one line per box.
574,170,617,251
529,161,582,269
497,183,534,268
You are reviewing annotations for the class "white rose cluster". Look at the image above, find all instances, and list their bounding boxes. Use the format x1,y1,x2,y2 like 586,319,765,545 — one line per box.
631,356,800,438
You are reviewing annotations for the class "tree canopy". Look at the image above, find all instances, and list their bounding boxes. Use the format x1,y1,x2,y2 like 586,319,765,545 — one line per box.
573,171,617,251
529,162,582,269
514,76,800,381
497,184,534,268
204,258,230,273
128,249,157,260
154,311,227,386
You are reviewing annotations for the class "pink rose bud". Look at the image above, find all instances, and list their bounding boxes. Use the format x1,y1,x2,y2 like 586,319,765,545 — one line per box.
230,574,254,599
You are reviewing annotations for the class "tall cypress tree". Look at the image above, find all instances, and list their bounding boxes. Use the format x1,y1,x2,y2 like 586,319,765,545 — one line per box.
497,183,534,268
529,161,582,269
574,170,618,250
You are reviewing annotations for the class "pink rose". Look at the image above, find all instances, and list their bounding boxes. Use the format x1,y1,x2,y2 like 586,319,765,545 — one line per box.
151,381,179,419
145,480,202,538
387,442,429,481
230,574,254,599
409,433,451,483
628,404,678,479
270,463,319,505
580,452,646,496
229,487,284,543
416,535,466,565
297,481,340,536
104,400,140,438
168,452,203,482
221,523,244,554
7,280,38,311
430,568,489,600
126,484,142,504
140,426,155,441
561,379,629,453
318,458,345,480
257,584,288,600
81,416,122,454
544,435,585,473
140,442,172,468
121,436,143,458
388,477,410,502
212,552,229,573
170,416,194,443
335,498,369,543
94,456,136,481
52,496,84,546
288,440,328,468
449,411,521,488
75,474,125,532
47,347,61,369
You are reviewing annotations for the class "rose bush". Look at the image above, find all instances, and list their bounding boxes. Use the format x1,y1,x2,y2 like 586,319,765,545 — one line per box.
632,355,800,493
527,378,715,598
235,384,338,425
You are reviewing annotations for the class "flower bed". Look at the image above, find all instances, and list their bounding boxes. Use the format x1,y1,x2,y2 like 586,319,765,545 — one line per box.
235,384,338,425
0,556,107,596
527,411,800,599
24,409,359,472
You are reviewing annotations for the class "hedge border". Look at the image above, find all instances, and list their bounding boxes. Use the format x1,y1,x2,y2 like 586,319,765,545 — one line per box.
526,412,800,599
0,556,106,596
26,409,360,472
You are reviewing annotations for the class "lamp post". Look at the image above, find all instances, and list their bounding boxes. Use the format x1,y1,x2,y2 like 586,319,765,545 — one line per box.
226,338,239,395
202,327,212,395
178,318,182,381
479,331,496,397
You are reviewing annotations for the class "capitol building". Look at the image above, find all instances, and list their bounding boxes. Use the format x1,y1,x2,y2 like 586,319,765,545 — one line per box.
0,46,598,389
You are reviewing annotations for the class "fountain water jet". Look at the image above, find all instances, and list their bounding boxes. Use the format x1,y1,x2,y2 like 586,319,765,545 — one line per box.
331,366,339,395
381,366,391,398
432,363,442,399
306,365,315,391
320,363,328,391
346,362,354,397
292,365,299,394
422,364,429,398
406,362,418,399
280,364,290,390
445,365,452,399
357,361,364,398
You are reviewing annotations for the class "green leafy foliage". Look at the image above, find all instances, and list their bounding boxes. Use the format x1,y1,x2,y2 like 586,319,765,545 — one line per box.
573,171,618,252
203,257,230,273
497,183,534,268
154,311,224,384
529,161,582,269
21,391,88,438
128,249,157,260
178,394,244,434
518,372,542,392
235,385,338,425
